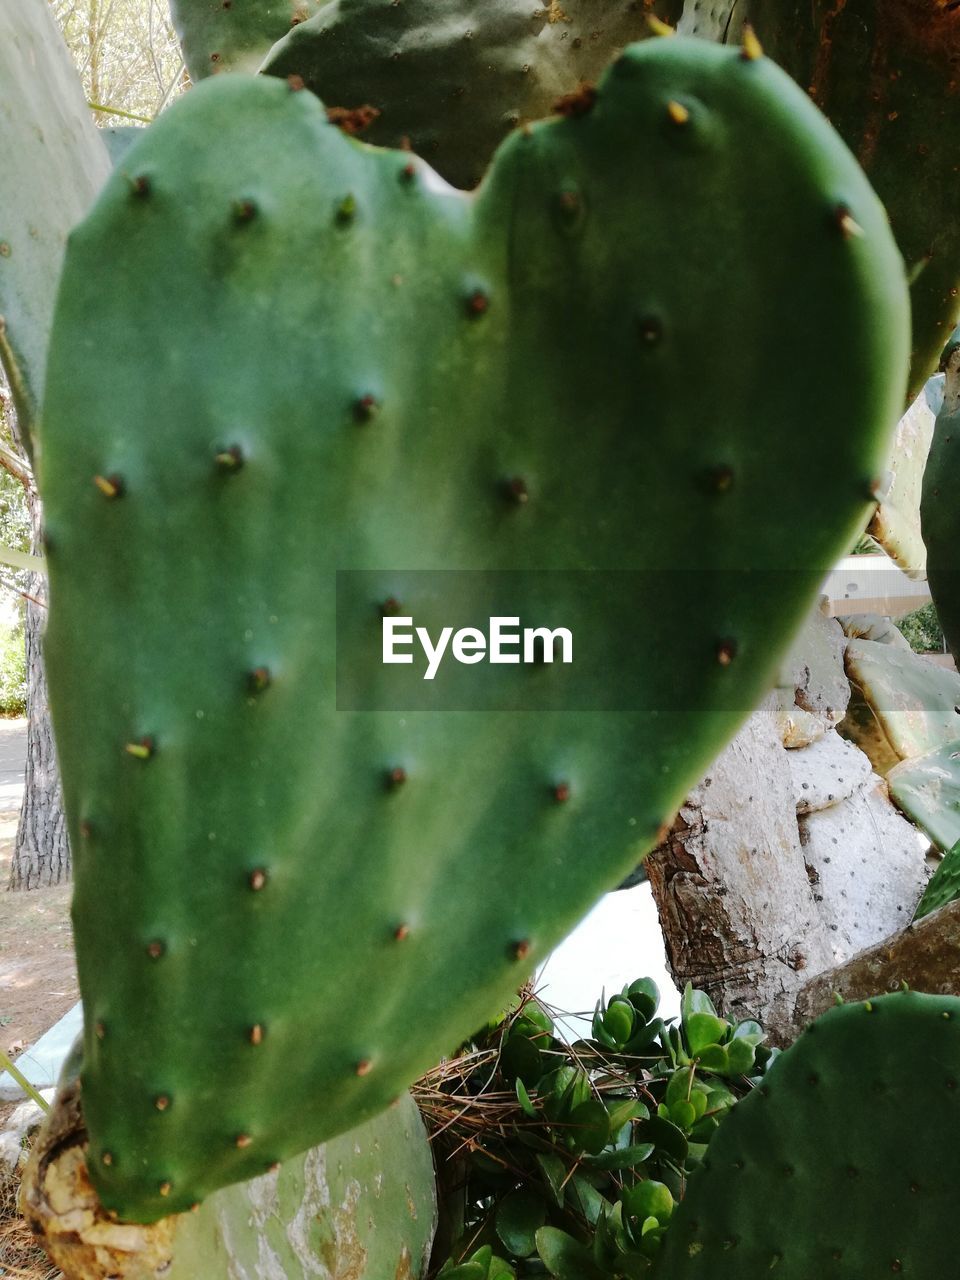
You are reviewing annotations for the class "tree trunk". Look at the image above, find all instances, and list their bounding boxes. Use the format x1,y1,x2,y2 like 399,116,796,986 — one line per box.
645,695,835,1042
7,487,70,889
646,607,933,1039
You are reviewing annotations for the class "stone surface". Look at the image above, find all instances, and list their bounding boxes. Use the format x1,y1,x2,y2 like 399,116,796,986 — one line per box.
792,899,960,1031
0,1090,53,1172
800,777,930,966
788,731,873,814
774,700,828,749
774,605,850,747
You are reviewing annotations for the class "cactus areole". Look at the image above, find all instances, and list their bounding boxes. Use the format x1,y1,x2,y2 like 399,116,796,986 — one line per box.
40,38,908,1221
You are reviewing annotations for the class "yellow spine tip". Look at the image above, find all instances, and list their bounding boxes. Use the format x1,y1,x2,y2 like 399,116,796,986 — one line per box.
741,25,763,60
838,210,865,239
667,100,690,126
94,474,120,499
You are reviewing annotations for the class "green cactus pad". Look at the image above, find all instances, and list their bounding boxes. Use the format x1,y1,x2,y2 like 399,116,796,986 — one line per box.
260,0,684,188
168,1093,436,1278
656,991,960,1280
725,0,960,400
887,738,960,854
837,613,912,650
0,0,110,452
921,338,960,662
102,126,146,166
41,39,907,1221
914,836,960,922
169,0,324,79
839,638,960,774
866,378,938,577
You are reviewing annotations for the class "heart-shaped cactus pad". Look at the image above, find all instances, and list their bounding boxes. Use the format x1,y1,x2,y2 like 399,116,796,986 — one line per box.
40,37,908,1221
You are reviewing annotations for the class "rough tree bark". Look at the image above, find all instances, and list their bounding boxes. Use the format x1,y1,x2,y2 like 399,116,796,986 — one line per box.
645,694,835,1041
7,485,70,889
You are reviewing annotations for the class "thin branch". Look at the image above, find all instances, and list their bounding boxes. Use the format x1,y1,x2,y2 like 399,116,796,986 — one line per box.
154,53,186,116
0,320,36,465
0,439,34,492
0,545,47,576
87,101,152,124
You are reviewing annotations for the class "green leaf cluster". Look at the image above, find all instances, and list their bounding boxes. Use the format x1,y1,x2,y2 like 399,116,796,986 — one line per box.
432,980,774,1278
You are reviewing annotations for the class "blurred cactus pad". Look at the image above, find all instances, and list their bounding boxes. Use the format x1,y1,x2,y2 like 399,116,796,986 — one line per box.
656,991,960,1280
259,0,685,188
39,37,908,1221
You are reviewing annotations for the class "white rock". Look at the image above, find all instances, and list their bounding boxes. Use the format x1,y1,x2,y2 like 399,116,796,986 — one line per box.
0,1089,54,1172
800,778,930,966
788,732,873,814
775,607,850,747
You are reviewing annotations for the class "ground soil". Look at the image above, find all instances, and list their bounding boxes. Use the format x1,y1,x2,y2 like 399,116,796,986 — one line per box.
0,718,77,1132
0,719,74,1278
0,815,76,1066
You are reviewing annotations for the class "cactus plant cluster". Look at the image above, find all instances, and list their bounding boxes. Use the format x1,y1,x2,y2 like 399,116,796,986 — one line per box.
5,0,960,1275
431,987,960,1280
38,32,909,1222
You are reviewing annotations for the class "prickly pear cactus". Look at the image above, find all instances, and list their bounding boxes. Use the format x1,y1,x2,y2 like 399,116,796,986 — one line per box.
866,374,941,577
655,991,960,1280
261,0,685,188
839,638,960,775
922,332,960,661
22,1058,436,1280
169,0,324,78
887,738,960,854
914,836,960,921
724,0,960,399
168,1094,436,1279
0,0,110,452
40,38,908,1221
